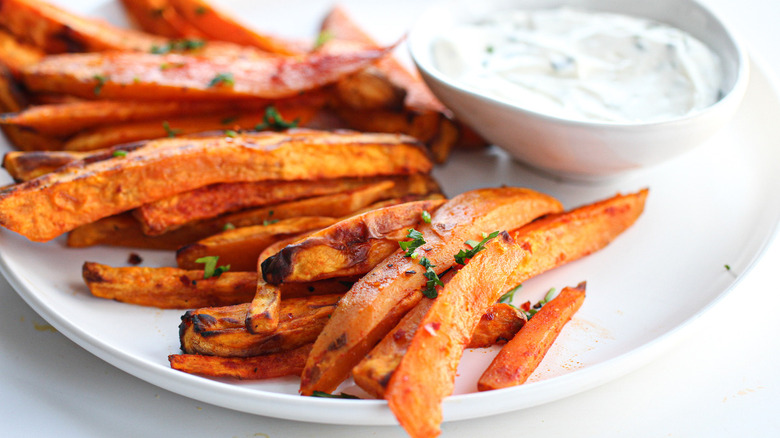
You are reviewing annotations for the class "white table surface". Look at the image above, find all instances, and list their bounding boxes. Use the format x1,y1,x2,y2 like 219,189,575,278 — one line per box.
2,0,779,436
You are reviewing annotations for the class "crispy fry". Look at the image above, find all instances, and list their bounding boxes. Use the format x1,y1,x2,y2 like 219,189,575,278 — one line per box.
62,106,320,151
503,189,649,291
478,283,586,391
262,199,447,284
176,216,338,271
0,0,167,53
168,0,307,55
82,262,257,308
67,213,209,250
179,295,341,357
0,65,62,151
169,344,311,379
299,187,563,395
0,96,327,137
384,232,524,438
0,28,44,77
120,0,206,39
0,129,432,242
331,65,406,111
245,280,281,335
3,150,89,181
353,295,526,399
83,262,350,308
22,45,391,100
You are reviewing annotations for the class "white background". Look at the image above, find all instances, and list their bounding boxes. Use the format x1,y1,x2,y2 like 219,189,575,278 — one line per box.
1,0,779,436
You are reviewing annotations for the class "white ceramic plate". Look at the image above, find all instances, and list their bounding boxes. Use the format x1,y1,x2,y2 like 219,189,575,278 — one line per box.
1,0,779,426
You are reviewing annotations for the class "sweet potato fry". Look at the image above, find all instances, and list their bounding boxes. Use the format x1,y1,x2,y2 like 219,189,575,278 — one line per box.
179,295,341,357
22,45,391,100
136,173,430,235
0,129,432,242
3,150,89,181
0,66,62,151
0,96,327,137
168,0,307,55
67,213,211,250
353,297,526,399
120,0,205,39
299,187,563,395
0,0,167,53
245,280,281,335
262,198,447,284
0,28,44,77
169,344,311,380
62,106,320,151
176,216,339,271
384,232,524,438
478,283,586,391
503,189,649,291
83,262,257,308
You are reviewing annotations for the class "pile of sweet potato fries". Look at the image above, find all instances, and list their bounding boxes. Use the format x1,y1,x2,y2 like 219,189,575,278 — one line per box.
0,1,650,437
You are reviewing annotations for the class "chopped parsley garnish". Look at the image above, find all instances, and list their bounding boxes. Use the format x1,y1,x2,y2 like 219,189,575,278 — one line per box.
399,228,425,257
208,72,235,88
224,129,238,138
421,210,432,223
313,30,334,50
454,231,500,265
254,106,300,131
195,256,230,279
112,150,127,157
162,121,181,137
151,39,205,54
523,288,558,319
159,62,185,70
195,5,208,15
92,74,108,95
419,257,443,298
222,223,236,231
310,391,360,399
262,210,279,226
498,284,522,305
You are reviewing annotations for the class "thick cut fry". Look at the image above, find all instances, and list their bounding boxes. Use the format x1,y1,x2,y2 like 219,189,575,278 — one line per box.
179,295,341,357
262,198,447,284
353,297,526,399
176,216,339,271
67,213,211,250
0,129,432,242
168,0,307,55
503,189,649,291
299,187,563,395
0,96,326,137
0,28,44,77
478,283,586,391
0,66,62,151
136,173,433,235
83,262,351,307
83,262,257,308
245,281,281,335
0,0,167,53
384,232,524,438
62,106,320,151
120,0,205,39
169,344,311,380
22,46,391,100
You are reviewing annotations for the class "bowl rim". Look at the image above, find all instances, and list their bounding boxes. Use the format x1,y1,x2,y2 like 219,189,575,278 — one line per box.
407,0,750,129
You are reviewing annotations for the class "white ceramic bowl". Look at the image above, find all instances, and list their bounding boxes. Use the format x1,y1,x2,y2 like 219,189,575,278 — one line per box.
409,0,749,180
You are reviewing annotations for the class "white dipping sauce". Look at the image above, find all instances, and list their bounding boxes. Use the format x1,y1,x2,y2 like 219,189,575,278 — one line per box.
432,7,724,123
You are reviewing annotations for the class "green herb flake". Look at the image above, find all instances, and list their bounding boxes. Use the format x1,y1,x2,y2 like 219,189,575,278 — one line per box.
262,218,279,226
151,39,206,54
162,121,182,138
454,231,500,265
399,228,426,257
112,150,127,158
421,210,432,223
498,284,522,306
222,223,236,231
224,129,238,138
208,72,235,88
486,45,494,54
422,267,443,298
313,30,334,50
195,256,230,279
310,391,360,399
254,105,300,131
194,6,208,15
92,74,108,95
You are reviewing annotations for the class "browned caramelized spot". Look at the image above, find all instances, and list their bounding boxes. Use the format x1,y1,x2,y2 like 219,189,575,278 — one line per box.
127,253,142,265
52,25,87,53
327,333,347,351
178,275,192,286
81,263,106,283
392,329,406,342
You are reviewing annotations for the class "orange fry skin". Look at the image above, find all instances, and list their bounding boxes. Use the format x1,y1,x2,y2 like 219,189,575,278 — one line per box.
245,281,281,335
384,232,525,438
169,344,312,380
478,283,586,391
22,47,391,100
